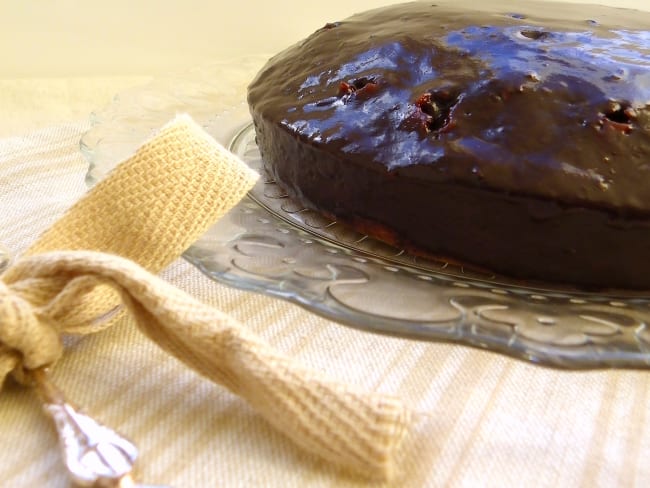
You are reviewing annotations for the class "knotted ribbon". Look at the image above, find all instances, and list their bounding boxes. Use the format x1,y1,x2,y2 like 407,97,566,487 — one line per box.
0,115,411,481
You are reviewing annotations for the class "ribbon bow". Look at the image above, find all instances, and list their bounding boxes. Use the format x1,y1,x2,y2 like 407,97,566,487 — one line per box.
0,116,411,483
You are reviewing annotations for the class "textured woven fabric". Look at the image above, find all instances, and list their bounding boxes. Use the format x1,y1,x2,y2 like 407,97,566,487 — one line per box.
3,251,410,481
1,81,650,488
0,116,410,482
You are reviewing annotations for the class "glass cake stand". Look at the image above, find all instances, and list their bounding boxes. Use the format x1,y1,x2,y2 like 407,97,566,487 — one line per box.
81,58,650,370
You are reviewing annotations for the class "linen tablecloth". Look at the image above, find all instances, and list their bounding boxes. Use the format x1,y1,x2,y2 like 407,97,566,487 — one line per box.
3,8,650,488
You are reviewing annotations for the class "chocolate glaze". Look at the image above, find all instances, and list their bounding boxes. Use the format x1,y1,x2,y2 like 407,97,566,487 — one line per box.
248,1,650,289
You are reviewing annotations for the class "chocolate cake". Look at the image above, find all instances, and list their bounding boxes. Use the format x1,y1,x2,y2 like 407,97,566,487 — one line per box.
247,1,650,290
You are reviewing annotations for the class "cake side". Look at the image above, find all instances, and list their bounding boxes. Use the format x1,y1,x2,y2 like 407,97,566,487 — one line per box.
252,112,650,289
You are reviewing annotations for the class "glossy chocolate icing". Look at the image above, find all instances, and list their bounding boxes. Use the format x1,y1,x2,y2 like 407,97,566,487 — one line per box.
248,1,650,289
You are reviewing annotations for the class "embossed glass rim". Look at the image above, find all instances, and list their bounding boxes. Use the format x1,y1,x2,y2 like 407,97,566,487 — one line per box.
80,59,650,370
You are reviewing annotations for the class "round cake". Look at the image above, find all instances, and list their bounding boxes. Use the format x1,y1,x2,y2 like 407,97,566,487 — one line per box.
247,1,650,290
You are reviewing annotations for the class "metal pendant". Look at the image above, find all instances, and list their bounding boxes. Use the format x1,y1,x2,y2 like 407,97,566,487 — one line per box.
32,368,168,488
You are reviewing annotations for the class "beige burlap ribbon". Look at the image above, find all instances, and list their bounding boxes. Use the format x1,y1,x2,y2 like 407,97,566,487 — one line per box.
0,115,410,481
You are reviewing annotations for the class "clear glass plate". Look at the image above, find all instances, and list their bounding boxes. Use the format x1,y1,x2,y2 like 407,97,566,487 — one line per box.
81,58,650,370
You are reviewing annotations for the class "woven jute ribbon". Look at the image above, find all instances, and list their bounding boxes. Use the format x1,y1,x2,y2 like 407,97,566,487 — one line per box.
0,115,411,481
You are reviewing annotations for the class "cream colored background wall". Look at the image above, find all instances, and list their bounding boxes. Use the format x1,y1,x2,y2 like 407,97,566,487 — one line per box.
1,0,647,78
0,0,394,77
